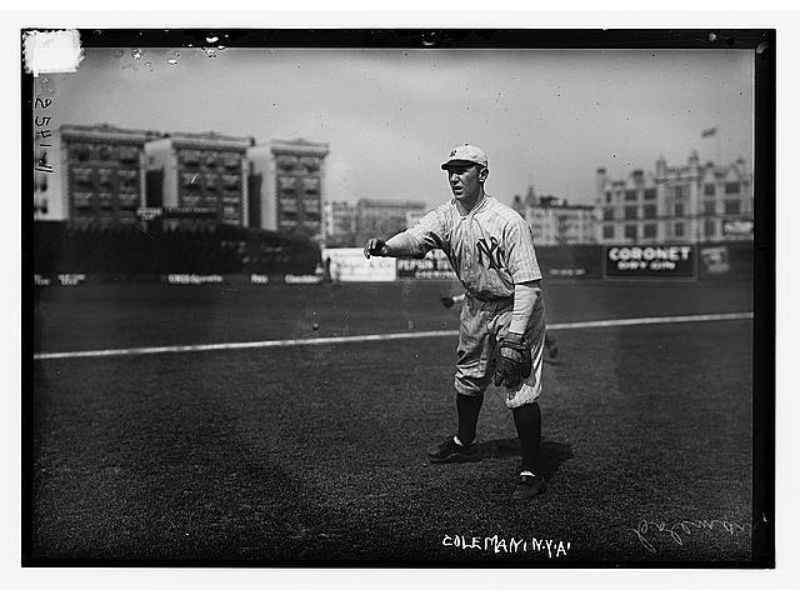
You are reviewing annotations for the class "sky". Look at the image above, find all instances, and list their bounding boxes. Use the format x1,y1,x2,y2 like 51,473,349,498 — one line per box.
46,46,754,209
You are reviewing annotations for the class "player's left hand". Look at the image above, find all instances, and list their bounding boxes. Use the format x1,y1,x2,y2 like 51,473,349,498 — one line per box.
493,333,532,388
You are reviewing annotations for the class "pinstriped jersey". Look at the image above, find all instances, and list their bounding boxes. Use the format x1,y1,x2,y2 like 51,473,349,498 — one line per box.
404,195,542,300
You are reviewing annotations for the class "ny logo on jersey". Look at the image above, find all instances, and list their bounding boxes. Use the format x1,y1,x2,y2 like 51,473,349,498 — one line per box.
476,236,504,270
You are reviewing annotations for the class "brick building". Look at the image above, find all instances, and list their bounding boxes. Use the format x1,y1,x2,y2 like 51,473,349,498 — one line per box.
34,124,155,225
145,131,252,229
596,151,753,244
247,138,329,239
354,198,427,246
323,201,357,247
514,186,596,246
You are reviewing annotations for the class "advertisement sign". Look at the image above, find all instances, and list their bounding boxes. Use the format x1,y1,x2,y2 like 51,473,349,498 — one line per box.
396,249,457,280
547,267,587,278
700,246,731,275
604,245,696,278
322,248,397,282
163,207,218,219
722,219,754,237
136,207,163,221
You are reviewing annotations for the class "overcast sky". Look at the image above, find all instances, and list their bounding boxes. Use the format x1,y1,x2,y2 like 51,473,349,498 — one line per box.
46,46,754,209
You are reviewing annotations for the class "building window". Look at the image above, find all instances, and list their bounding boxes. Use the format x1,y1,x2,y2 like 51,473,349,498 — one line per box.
674,203,684,217
279,197,297,210
278,176,296,194
181,150,200,166
181,172,201,190
624,224,637,240
603,208,614,221
624,190,637,201
624,206,637,220
674,186,684,200
704,183,716,196
97,169,113,190
222,175,240,192
725,199,741,215
223,153,240,171
704,200,716,215
643,223,657,239
72,167,94,187
119,147,139,164
605,192,612,203
73,144,91,162
98,193,113,210
98,145,114,161
725,182,741,194
303,177,320,194
182,194,201,208
301,156,320,172
674,222,685,237
204,174,219,191
704,219,716,237
603,225,614,239
73,192,93,208
118,193,138,209
643,204,657,219
644,188,657,200
276,155,298,171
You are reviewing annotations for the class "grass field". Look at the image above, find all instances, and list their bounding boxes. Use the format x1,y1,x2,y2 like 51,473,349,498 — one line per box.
28,279,754,565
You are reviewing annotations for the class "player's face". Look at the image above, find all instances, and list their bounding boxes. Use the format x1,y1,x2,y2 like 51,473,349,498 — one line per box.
447,163,486,203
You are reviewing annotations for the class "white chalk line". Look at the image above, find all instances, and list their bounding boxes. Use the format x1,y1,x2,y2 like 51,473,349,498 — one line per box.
33,312,753,361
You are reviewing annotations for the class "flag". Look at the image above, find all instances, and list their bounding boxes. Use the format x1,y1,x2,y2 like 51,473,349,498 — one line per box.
701,127,717,138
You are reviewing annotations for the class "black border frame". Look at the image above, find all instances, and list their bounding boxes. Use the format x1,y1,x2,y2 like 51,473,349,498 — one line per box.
21,27,776,569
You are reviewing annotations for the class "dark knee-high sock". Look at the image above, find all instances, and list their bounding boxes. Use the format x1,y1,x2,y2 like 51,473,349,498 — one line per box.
456,393,483,445
513,402,541,472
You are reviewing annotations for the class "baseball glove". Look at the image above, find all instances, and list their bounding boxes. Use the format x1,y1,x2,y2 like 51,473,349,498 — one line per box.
493,332,532,389
440,296,455,309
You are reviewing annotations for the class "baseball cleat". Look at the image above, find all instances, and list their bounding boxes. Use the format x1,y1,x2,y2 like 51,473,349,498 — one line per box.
428,436,479,463
548,344,559,360
511,472,547,500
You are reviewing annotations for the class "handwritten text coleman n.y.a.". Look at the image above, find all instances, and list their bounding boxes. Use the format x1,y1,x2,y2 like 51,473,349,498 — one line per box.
442,534,571,558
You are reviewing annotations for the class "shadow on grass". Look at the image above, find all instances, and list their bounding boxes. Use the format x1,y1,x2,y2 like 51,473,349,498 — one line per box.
474,439,573,481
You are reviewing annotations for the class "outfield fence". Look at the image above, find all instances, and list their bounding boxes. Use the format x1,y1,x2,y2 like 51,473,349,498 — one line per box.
33,222,753,284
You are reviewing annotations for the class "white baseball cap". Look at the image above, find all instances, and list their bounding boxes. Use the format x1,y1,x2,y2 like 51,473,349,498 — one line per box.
441,144,489,170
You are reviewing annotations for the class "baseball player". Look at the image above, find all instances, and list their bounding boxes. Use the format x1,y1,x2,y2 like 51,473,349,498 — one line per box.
441,293,559,360
364,144,548,500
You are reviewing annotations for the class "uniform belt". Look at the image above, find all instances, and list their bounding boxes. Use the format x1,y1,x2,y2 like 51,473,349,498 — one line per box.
466,293,513,306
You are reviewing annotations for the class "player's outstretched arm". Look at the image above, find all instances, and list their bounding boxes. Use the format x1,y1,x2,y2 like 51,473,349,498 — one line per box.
364,232,423,259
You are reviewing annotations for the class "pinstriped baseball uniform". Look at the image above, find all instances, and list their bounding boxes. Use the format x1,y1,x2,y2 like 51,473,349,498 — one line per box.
404,195,547,408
